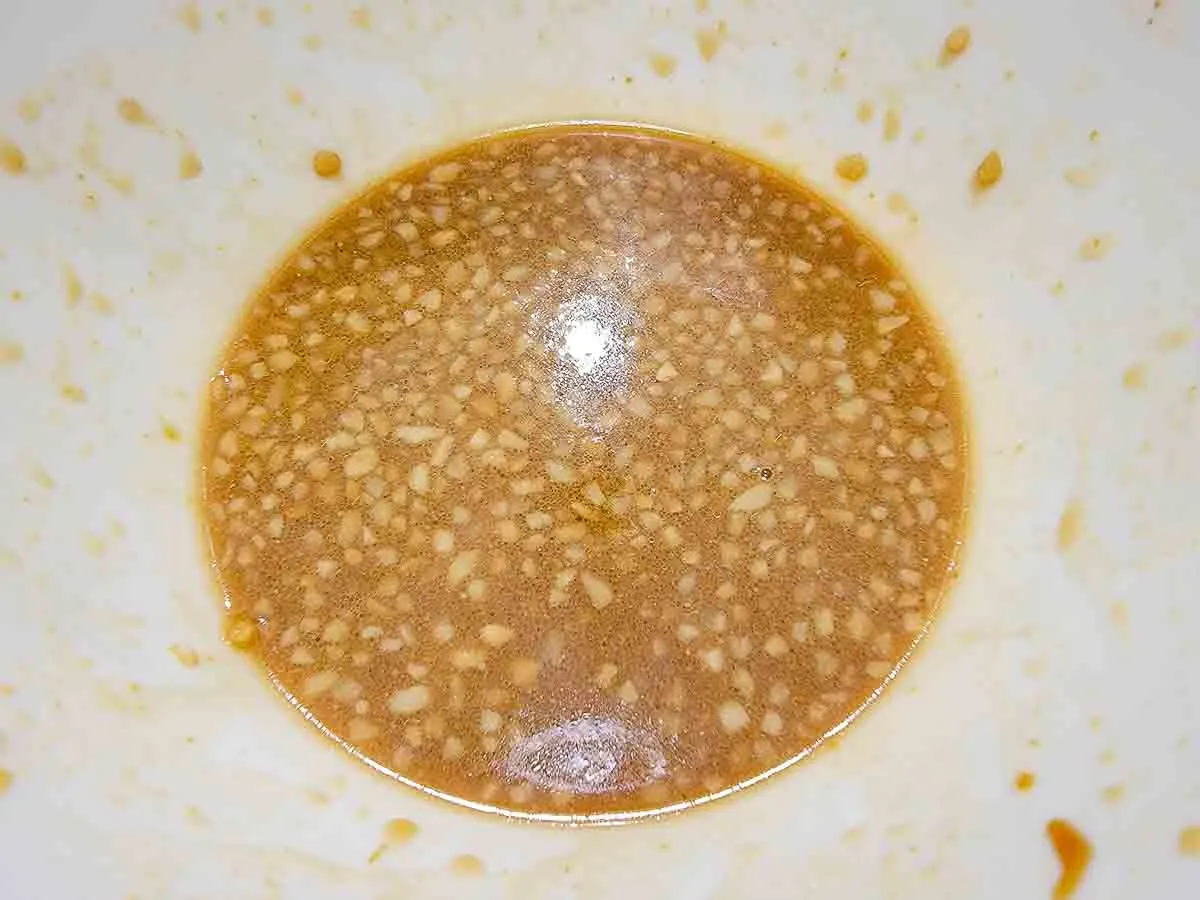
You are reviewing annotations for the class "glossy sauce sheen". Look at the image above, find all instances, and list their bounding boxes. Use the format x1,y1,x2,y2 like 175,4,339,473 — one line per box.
202,126,969,819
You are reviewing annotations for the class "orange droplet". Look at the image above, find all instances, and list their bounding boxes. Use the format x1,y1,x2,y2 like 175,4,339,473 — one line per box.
0,138,27,175
1047,818,1093,900
450,853,485,876
835,153,869,183
649,53,678,77
940,26,971,65
312,149,343,179
117,97,153,126
974,150,1004,191
179,150,203,180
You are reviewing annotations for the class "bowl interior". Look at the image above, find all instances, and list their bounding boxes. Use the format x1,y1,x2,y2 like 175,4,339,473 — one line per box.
0,1,1197,897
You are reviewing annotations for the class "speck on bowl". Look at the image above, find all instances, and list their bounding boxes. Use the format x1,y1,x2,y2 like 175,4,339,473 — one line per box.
0,1,1197,898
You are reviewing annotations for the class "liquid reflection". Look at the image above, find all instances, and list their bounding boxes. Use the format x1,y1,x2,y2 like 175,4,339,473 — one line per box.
501,716,668,795
559,315,613,377
525,275,640,436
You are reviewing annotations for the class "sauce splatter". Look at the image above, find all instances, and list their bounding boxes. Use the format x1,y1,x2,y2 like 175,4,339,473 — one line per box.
62,264,83,306
1047,819,1092,900
695,20,728,61
0,341,24,366
1079,235,1114,261
1056,500,1084,552
974,150,1004,191
886,192,916,221
450,854,486,876
17,95,44,123
1064,166,1099,188
179,150,203,180
178,2,202,33
383,817,419,843
882,107,902,142
60,384,88,404
312,149,342,179
1157,327,1192,352
117,97,154,126
649,53,678,77
367,817,420,863
0,138,27,175
1015,771,1036,791
185,805,207,825
1179,825,1200,857
1122,363,1147,391
169,644,201,668
0,769,12,796
835,153,869,182
940,26,972,66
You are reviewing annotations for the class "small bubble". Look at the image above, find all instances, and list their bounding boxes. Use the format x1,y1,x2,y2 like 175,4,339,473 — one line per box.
758,467,773,481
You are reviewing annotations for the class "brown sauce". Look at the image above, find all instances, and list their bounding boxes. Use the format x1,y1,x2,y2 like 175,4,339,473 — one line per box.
200,124,969,819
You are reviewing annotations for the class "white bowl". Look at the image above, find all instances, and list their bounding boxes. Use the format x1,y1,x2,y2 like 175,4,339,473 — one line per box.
1,1,1197,897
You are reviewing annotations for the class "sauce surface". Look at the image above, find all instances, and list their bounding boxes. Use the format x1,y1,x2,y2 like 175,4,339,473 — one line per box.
201,125,969,819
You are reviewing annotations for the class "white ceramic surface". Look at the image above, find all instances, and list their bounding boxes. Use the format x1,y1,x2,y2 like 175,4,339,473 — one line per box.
1,0,1198,897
